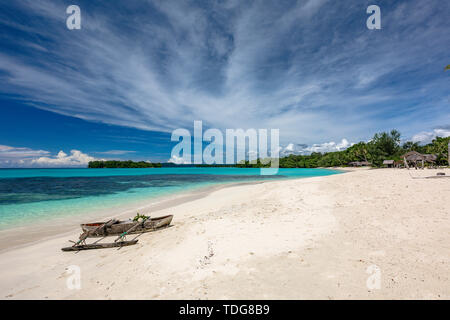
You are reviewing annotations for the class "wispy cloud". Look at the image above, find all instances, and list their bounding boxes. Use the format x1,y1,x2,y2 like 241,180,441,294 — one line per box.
280,139,353,156
168,155,191,165
0,145,49,159
411,128,450,145
0,0,448,147
94,150,136,155
0,145,99,168
31,150,98,167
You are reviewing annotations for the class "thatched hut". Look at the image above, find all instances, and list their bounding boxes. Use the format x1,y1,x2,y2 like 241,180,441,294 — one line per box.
383,160,395,168
348,161,370,167
403,151,424,161
402,151,437,169
423,154,437,162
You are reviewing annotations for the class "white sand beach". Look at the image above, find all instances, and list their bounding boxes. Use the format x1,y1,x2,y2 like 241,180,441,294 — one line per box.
0,168,449,299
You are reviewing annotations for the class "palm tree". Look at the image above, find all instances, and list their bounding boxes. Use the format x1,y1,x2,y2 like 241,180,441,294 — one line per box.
445,65,450,71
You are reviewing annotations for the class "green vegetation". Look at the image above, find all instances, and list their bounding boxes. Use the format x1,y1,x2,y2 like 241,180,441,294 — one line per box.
88,130,449,169
133,213,150,222
237,129,449,168
88,160,162,168
401,136,450,165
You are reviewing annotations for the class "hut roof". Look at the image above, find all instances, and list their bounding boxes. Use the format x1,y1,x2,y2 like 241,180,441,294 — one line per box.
402,151,437,162
423,154,437,161
402,151,425,161
402,151,422,158
348,161,371,166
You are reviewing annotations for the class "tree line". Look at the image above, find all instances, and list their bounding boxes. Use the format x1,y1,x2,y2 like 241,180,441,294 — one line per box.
87,130,449,169
88,160,162,168
237,130,450,168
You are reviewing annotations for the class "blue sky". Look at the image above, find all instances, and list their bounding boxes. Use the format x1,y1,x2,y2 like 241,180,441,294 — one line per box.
0,0,449,167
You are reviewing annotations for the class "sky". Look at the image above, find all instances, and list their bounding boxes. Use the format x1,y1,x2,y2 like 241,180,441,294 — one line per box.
0,0,449,167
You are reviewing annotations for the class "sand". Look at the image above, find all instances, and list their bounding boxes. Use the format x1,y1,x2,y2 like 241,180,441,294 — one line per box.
0,168,449,299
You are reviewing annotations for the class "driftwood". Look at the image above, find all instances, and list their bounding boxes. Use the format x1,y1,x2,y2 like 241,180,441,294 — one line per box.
62,240,138,251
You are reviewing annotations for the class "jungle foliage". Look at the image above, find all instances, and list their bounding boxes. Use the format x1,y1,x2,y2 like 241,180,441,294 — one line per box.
237,130,449,168
88,160,162,168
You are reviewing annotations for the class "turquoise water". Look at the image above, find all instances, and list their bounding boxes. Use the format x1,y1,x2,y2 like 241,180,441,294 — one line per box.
0,167,341,178
0,168,341,229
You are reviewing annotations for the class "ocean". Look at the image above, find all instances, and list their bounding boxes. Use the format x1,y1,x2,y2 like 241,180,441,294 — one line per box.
0,167,341,229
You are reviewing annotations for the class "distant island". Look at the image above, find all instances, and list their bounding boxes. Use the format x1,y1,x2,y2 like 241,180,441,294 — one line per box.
88,160,162,168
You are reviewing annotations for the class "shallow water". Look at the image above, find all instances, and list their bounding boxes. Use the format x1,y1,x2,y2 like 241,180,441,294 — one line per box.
0,167,341,229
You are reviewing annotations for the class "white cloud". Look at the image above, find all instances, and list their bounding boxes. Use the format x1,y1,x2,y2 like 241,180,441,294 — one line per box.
0,145,100,167
280,139,353,156
284,143,294,152
94,150,136,155
31,150,98,167
411,128,450,145
0,145,50,159
308,138,352,153
280,143,308,156
168,155,191,165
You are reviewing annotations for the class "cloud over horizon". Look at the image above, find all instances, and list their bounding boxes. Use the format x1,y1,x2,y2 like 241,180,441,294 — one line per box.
0,145,50,159
2,123,448,168
411,128,450,145
0,145,99,167
31,150,98,167
280,138,353,157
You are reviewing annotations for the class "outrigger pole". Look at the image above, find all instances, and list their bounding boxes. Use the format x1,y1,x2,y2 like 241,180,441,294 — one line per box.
71,219,117,247
114,216,149,243
62,219,140,252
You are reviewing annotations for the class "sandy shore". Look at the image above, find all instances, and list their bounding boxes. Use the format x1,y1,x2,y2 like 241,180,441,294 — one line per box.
0,168,449,299
0,181,262,252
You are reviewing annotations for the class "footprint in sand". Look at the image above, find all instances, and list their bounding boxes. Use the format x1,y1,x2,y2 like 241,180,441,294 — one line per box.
199,240,215,267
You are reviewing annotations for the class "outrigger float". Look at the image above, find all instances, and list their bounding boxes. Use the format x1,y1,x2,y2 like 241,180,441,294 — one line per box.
61,215,173,252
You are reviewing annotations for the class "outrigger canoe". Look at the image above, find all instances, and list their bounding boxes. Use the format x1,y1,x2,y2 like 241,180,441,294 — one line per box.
61,240,138,251
80,214,173,237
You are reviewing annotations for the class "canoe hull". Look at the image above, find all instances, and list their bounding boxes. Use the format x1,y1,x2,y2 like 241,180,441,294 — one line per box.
81,215,173,237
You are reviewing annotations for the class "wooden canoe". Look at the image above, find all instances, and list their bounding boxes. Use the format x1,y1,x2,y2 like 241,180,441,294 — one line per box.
80,214,173,237
61,240,138,251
